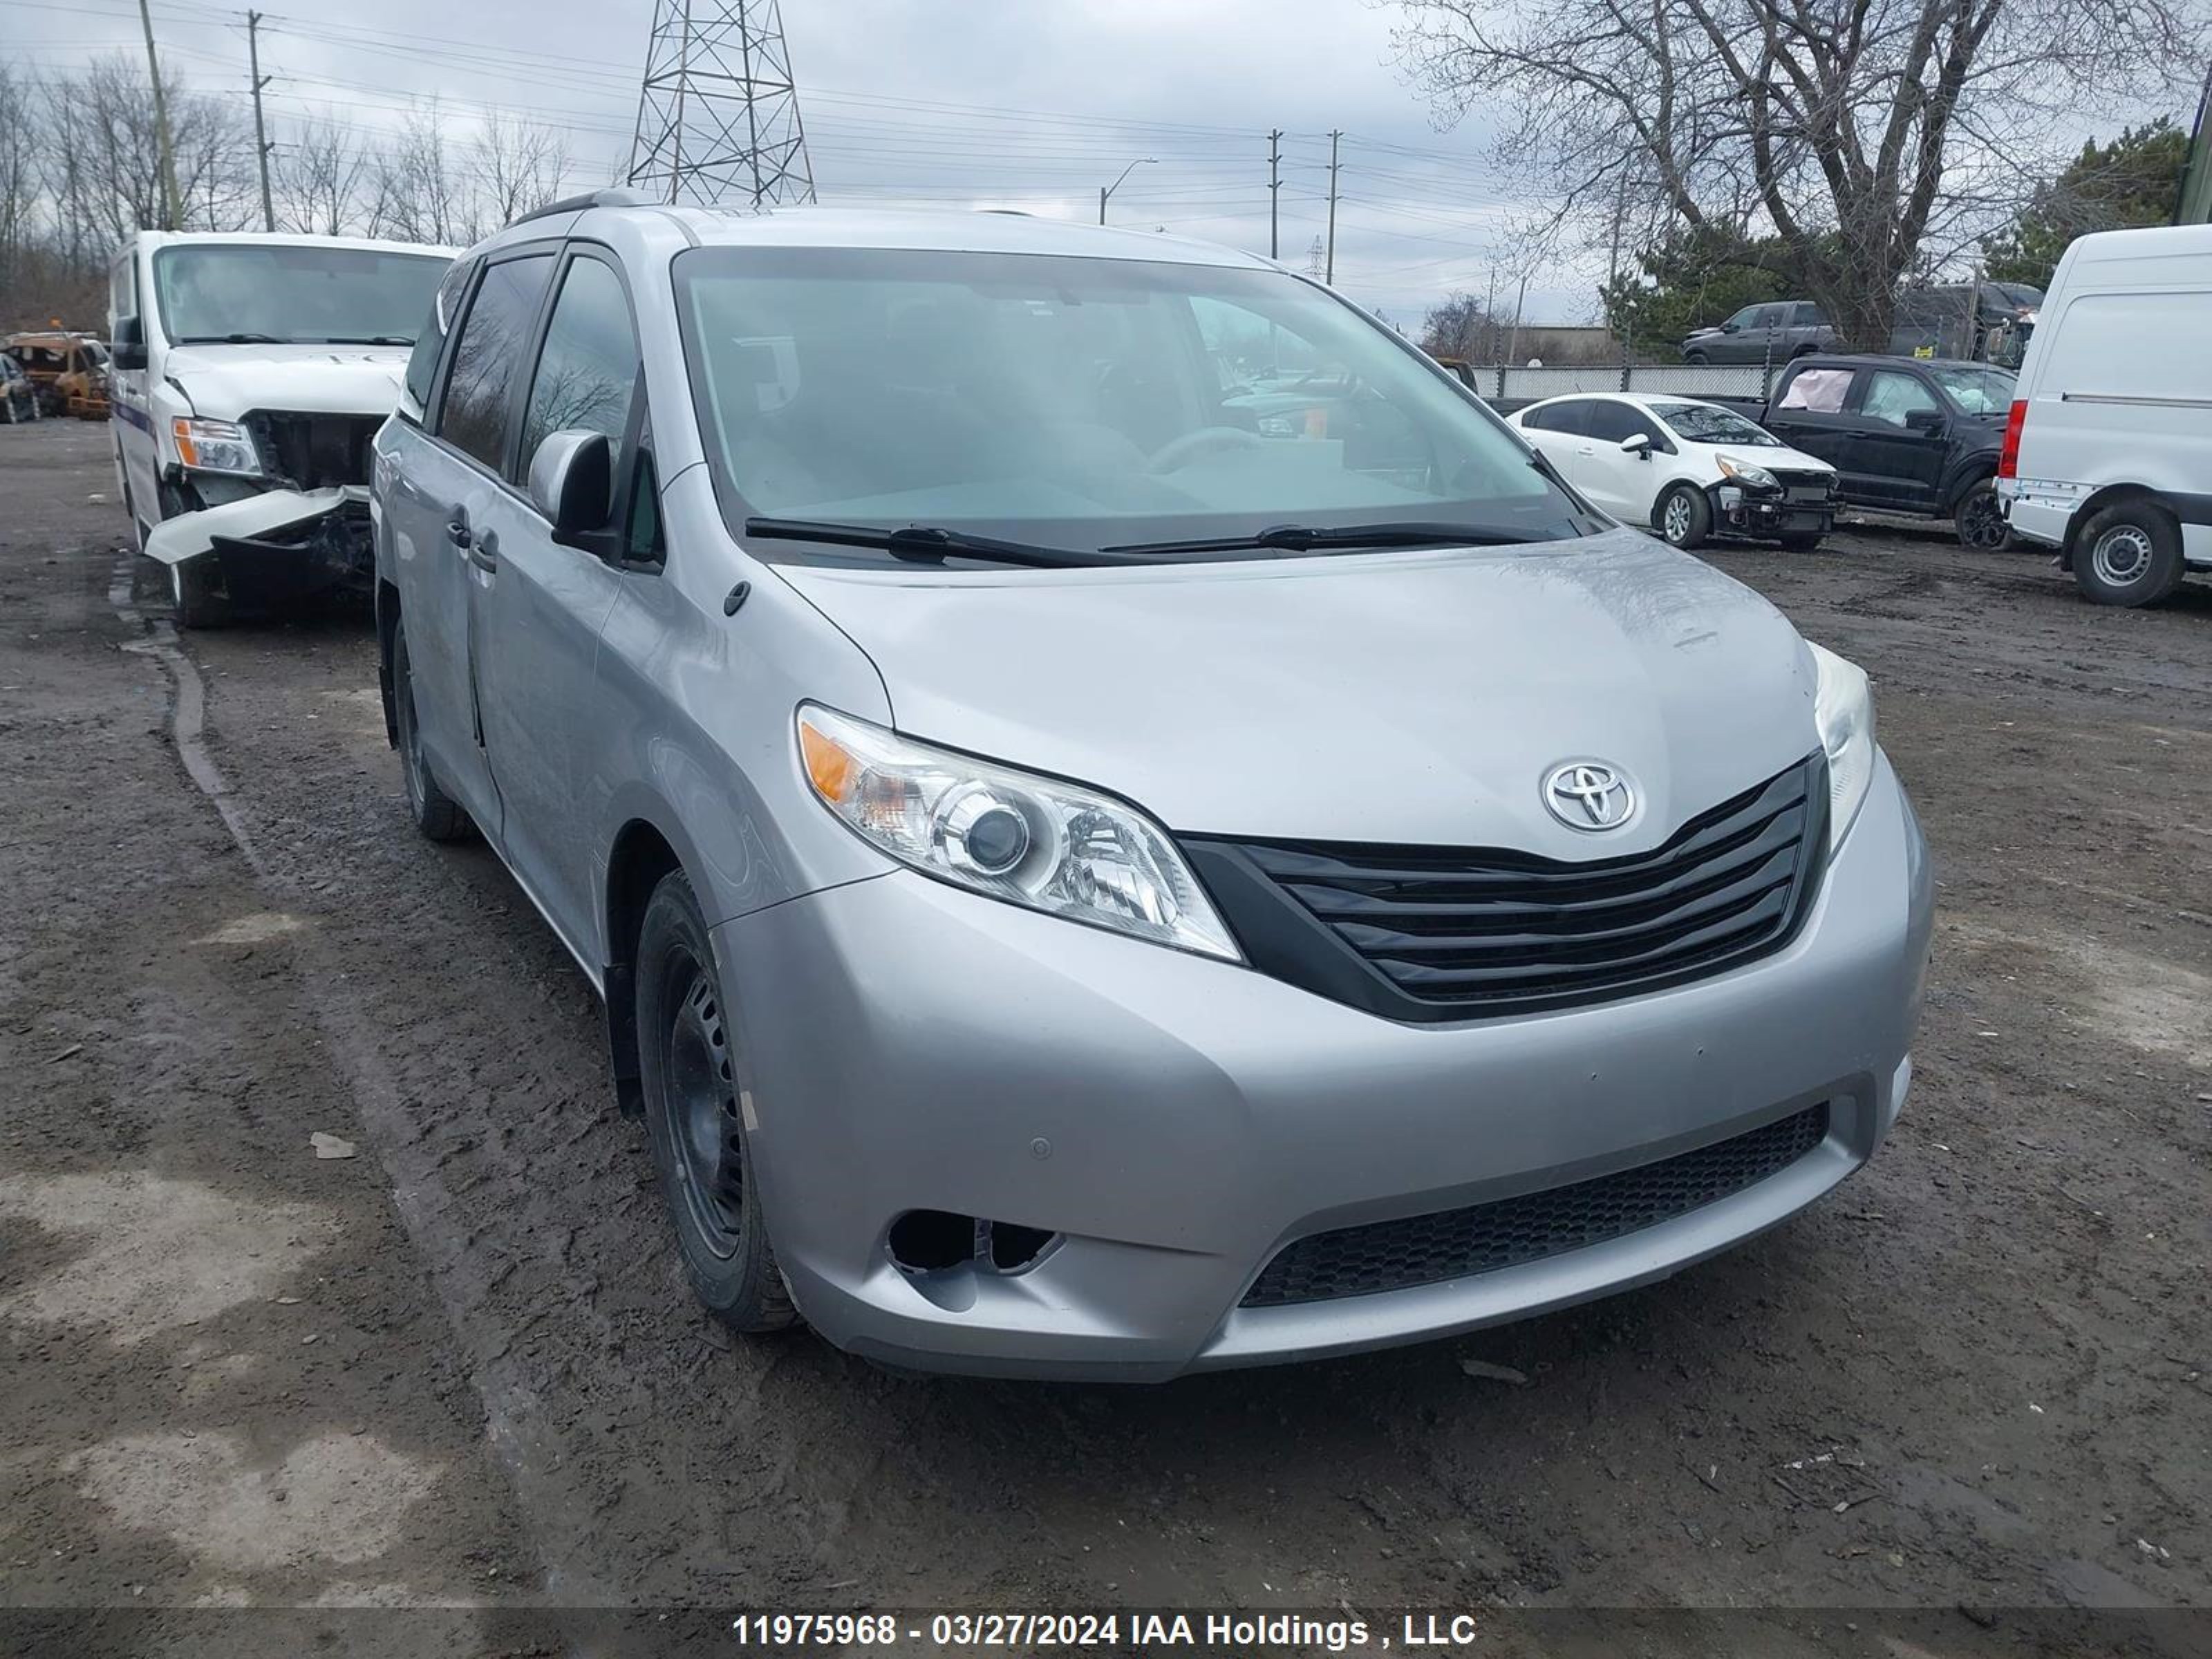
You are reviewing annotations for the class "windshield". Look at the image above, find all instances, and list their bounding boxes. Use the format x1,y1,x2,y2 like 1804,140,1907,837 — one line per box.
673,247,1588,560
1927,364,2016,414
1651,402,1779,447
153,245,449,346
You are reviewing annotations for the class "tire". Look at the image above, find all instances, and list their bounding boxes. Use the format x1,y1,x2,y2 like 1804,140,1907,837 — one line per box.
167,556,234,630
1779,530,1825,553
1684,349,1709,365
1952,479,2012,550
2073,500,2186,608
1656,483,1712,550
391,619,472,841
1,395,15,425
635,870,798,1335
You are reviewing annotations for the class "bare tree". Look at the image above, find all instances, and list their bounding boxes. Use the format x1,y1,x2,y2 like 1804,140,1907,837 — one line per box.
477,109,571,232
377,100,467,246
1394,0,2206,346
272,111,370,235
37,53,253,244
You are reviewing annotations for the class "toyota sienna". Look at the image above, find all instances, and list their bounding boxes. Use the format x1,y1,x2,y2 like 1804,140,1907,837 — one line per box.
371,193,1933,1380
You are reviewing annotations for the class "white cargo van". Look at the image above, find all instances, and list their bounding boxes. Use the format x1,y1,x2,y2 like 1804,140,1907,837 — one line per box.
1997,224,2212,607
109,230,453,624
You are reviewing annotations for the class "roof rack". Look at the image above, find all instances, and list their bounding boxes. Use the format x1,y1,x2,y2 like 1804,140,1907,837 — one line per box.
508,187,655,228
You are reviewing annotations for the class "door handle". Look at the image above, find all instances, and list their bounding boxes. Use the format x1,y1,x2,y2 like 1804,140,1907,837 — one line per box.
468,529,499,574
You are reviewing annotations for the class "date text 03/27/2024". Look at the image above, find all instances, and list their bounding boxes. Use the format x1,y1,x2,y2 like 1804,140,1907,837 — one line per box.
727,1612,1486,1650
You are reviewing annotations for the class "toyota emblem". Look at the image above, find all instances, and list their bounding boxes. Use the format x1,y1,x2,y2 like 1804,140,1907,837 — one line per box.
1543,760,1637,831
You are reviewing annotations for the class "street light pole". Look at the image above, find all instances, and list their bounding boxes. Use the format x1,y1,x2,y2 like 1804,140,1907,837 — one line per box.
1099,157,1156,224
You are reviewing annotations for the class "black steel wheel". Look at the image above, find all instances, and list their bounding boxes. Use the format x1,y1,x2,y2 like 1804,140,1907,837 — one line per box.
2074,499,2186,608
636,870,797,1334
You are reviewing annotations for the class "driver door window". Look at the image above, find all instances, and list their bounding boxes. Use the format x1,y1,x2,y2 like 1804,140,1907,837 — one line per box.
520,255,643,491
1859,371,1940,428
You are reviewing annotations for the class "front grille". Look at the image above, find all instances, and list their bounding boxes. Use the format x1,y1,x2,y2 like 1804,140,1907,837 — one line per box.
1241,1102,1831,1306
1186,755,1827,1022
1772,468,1835,503
242,409,386,491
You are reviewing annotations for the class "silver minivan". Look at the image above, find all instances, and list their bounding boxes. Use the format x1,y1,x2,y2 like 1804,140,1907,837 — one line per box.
372,194,1933,1380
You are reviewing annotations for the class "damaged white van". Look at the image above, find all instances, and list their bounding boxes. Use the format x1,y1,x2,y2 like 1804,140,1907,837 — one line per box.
110,231,453,625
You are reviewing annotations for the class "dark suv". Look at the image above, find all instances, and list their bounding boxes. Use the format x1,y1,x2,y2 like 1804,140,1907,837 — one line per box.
1759,355,2016,547
1680,301,1835,365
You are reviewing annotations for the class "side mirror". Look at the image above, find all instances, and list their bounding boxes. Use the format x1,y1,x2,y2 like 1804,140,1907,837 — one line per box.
112,316,147,372
527,429,615,554
1719,320,1740,333
1620,432,1654,458
1904,408,1945,434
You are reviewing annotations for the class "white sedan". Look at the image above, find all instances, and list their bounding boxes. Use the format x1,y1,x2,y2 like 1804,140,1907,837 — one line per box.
1509,393,1837,552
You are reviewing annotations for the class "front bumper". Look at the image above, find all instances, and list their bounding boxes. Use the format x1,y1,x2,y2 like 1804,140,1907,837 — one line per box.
718,757,1932,1381
142,485,375,613
1712,482,1833,541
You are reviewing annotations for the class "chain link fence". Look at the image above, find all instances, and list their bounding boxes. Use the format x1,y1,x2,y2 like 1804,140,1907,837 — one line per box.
1454,361,1778,406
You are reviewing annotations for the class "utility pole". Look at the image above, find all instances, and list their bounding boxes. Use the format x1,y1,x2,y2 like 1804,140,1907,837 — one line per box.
135,0,184,232
247,10,274,232
1506,269,1530,366
1266,128,1282,261
1324,129,1342,284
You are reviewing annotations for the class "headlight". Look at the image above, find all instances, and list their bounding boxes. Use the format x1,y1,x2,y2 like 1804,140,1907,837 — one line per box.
796,705,1241,962
1808,641,1875,852
171,417,261,476
1716,455,1778,491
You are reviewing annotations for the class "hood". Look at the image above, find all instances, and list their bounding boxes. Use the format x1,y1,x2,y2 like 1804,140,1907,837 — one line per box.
778,530,1824,855
161,343,408,420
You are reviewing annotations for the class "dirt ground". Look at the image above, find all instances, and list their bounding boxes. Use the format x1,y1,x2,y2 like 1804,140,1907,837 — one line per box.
2,418,2206,1656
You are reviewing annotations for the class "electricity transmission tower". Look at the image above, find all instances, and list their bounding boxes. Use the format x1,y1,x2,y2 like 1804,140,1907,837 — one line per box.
627,0,818,208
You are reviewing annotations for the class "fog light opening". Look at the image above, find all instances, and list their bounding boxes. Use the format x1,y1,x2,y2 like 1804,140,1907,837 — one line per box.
887,1209,979,1274
987,1221,1057,1273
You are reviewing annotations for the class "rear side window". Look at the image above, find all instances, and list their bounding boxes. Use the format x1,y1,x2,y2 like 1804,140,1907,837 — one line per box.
518,256,642,484
1777,368,1852,413
1524,400,1588,435
1791,303,1826,326
402,257,476,423
438,254,555,472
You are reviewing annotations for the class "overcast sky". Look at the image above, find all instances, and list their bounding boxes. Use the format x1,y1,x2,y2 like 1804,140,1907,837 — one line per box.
17,0,1597,328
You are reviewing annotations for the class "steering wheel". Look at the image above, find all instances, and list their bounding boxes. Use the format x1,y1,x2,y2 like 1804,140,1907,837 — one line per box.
1146,426,1268,474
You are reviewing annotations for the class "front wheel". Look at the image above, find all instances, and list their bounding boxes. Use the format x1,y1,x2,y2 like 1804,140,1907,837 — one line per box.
1684,349,1709,366
392,619,472,841
1953,480,2012,550
636,870,798,1336
167,557,233,630
1656,484,1712,550
2074,500,2186,608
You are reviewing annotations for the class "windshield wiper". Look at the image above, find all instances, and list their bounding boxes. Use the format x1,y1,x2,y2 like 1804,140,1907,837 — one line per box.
175,332,288,344
321,335,415,346
1105,521,1533,556
743,517,1137,569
